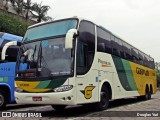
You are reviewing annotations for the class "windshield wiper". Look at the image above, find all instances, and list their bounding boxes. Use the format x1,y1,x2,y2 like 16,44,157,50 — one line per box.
37,42,51,76
32,45,37,62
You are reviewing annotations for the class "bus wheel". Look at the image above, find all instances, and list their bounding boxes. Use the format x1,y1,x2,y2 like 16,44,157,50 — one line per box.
142,86,151,100
0,90,6,110
51,105,66,111
95,86,109,111
148,88,152,100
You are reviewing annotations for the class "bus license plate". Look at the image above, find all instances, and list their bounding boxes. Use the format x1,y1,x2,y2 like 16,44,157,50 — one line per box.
32,97,42,101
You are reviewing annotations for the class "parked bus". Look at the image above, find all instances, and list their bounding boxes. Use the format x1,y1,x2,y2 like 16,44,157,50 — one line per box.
3,17,156,111
0,32,23,110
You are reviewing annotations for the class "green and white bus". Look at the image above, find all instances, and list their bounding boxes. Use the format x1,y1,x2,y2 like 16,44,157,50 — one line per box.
8,17,156,110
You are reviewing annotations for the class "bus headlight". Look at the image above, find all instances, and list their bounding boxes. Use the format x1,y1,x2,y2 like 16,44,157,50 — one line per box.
54,85,73,92
15,87,23,92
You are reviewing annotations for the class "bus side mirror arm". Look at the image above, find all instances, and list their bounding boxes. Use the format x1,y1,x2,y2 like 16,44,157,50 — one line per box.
65,29,78,49
1,41,18,60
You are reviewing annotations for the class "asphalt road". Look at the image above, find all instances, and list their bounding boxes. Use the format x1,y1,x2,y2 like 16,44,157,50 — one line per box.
1,89,160,120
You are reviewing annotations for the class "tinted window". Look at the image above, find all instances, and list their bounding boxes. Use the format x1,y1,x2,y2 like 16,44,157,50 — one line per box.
118,39,125,58
150,58,155,69
77,42,86,67
97,27,111,53
131,48,139,63
143,55,148,67
77,21,95,75
112,37,122,56
122,42,132,60
138,52,144,65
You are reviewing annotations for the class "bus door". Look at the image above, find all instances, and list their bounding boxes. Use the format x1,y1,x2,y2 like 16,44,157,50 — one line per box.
75,20,99,104
75,42,99,104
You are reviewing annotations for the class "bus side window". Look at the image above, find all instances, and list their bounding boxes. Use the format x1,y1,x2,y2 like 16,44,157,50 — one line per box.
143,56,148,67
111,37,121,57
97,43,105,52
97,27,111,54
122,42,132,61
77,20,95,75
150,58,155,69
138,52,144,65
77,42,87,67
131,48,139,63
117,38,124,59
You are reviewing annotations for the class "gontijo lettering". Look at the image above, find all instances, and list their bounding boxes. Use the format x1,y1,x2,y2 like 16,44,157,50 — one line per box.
136,67,149,76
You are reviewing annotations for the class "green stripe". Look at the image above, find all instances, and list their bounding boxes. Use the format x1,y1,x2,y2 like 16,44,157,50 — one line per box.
35,80,51,89
47,78,67,89
35,78,67,89
122,59,137,90
112,55,132,91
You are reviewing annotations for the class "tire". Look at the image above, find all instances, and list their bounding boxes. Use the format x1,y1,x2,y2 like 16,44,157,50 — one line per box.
139,86,151,101
51,105,66,111
148,87,152,100
94,86,109,111
0,90,6,110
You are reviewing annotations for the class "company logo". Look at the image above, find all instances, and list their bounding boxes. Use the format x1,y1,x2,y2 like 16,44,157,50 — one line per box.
1,112,42,118
80,86,95,99
98,59,111,67
136,67,149,76
2,112,11,117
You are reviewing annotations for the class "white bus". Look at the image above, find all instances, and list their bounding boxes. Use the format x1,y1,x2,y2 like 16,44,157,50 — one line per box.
5,17,156,111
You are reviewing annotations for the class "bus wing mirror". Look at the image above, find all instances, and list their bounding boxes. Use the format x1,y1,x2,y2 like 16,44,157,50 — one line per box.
65,29,78,49
1,41,18,60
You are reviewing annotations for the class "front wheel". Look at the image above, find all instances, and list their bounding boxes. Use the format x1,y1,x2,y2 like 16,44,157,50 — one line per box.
94,86,109,111
0,90,6,110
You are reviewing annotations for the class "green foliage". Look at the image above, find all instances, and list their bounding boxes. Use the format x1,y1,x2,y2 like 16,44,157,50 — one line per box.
0,11,31,36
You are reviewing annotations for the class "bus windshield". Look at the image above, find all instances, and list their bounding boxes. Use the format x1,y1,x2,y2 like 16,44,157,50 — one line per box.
23,19,78,42
18,19,78,77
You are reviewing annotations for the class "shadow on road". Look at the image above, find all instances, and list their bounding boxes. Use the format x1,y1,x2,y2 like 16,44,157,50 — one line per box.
41,97,155,117
6,104,43,111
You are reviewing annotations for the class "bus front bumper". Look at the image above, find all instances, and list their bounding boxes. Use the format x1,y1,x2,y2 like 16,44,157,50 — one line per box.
15,89,76,105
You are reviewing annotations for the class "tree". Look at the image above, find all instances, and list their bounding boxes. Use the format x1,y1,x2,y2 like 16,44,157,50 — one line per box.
31,2,51,22
0,11,31,36
23,0,32,20
155,62,160,71
3,0,15,11
155,62,160,87
3,0,9,11
12,0,24,16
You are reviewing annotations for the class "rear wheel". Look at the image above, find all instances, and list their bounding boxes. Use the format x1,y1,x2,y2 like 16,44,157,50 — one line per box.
138,86,151,100
148,87,152,100
0,90,6,110
51,105,66,111
145,86,151,100
94,86,109,111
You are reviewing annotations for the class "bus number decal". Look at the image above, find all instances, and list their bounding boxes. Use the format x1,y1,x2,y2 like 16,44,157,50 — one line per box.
81,86,95,99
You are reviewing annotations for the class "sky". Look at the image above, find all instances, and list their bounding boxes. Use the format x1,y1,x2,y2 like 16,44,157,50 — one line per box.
32,0,160,62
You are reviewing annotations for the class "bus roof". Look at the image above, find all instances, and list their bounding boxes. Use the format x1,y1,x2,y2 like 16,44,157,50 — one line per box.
0,32,23,42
